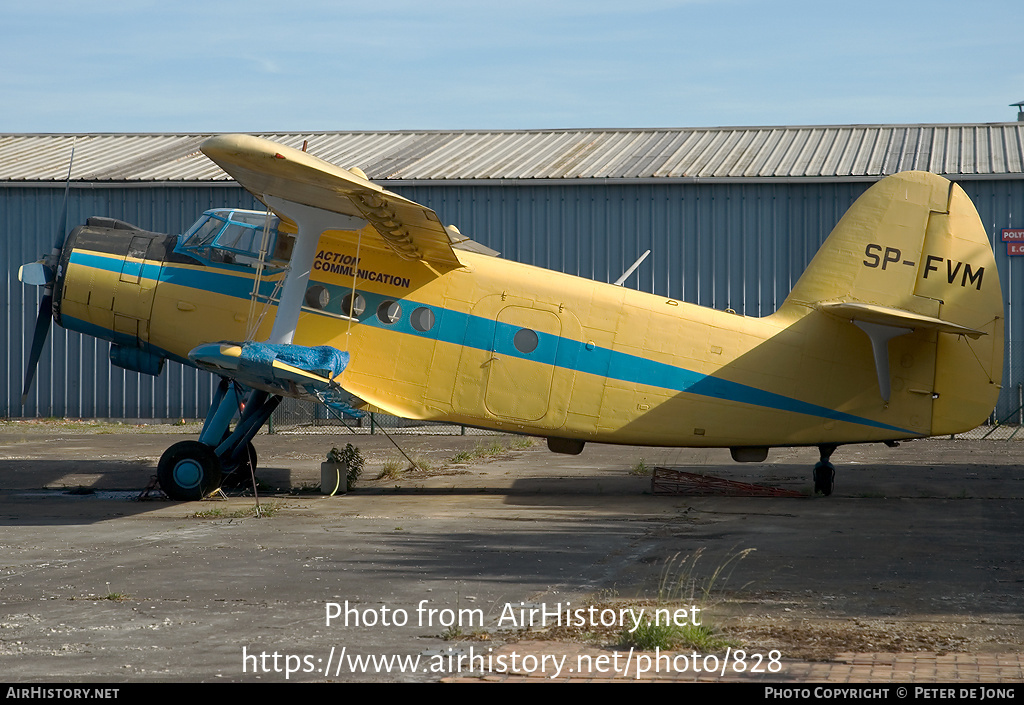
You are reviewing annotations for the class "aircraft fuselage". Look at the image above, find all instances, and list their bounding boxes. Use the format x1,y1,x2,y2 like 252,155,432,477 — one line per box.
53,217,950,450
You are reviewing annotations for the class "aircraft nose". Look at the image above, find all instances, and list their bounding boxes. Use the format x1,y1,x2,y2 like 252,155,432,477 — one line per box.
51,218,175,353
21,216,174,407
18,260,54,286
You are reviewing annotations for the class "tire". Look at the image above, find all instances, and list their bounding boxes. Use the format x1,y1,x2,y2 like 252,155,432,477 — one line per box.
813,461,835,496
157,441,223,501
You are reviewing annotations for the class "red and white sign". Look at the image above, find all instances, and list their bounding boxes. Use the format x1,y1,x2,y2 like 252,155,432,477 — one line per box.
1001,228,1024,242
1007,243,1024,256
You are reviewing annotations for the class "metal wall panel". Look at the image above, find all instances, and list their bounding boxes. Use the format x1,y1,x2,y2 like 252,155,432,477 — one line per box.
4,179,1024,420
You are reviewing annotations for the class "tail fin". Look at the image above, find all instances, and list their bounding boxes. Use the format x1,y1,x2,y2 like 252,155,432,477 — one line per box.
779,171,1003,434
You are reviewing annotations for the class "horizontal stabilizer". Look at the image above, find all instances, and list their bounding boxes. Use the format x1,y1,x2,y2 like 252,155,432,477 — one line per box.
446,225,500,257
816,302,986,339
816,301,988,402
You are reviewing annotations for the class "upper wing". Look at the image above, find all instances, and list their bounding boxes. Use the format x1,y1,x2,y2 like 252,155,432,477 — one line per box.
201,134,462,266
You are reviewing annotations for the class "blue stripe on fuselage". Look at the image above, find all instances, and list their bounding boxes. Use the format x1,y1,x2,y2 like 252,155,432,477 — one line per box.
66,251,914,434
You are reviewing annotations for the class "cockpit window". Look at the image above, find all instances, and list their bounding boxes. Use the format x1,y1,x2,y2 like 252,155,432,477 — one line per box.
186,217,223,249
180,209,287,267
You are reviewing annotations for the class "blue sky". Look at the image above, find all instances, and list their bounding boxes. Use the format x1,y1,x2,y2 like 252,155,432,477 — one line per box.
4,0,1021,133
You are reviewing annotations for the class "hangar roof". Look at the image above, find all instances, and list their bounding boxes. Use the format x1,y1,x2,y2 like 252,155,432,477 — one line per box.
2,124,1023,184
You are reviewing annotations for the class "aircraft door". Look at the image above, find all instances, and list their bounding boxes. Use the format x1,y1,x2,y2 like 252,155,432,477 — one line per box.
112,235,160,345
484,306,561,422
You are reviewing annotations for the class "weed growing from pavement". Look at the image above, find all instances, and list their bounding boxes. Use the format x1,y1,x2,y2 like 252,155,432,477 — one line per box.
620,617,725,651
617,547,754,651
441,624,464,641
377,459,403,480
412,456,434,473
190,503,280,519
478,441,507,457
103,582,129,601
630,458,652,476
448,437,537,464
289,481,321,494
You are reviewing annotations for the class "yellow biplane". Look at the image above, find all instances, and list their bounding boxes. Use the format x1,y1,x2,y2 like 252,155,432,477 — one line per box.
19,134,1004,499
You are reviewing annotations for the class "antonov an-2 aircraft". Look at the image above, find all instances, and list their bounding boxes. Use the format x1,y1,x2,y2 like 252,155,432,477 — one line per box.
19,134,1004,500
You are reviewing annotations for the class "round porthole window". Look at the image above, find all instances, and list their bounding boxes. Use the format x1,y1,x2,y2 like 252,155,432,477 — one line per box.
341,293,366,317
304,285,329,310
513,328,539,354
410,306,435,332
377,300,402,324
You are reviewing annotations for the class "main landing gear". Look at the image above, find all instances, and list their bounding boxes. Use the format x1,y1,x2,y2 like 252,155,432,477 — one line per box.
157,378,281,500
813,444,837,496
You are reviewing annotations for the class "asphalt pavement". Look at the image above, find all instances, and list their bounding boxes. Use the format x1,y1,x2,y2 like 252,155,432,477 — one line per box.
0,423,1021,683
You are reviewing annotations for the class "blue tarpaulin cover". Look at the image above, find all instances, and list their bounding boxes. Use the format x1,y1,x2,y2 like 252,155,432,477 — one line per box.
237,343,362,416
189,341,363,416
238,343,349,379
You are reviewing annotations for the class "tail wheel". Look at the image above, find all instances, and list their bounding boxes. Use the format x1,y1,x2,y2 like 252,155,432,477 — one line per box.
813,461,835,496
158,441,223,501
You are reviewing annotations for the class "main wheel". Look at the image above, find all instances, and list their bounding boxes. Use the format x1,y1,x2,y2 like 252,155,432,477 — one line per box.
813,461,835,496
158,441,223,501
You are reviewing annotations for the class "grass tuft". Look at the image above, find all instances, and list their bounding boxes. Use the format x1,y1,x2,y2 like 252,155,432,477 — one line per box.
441,625,464,641
629,458,652,476
377,459,404,480
620,618,728,651
618,547,754,652
190,503,279,519
412,457,434,473
449,437,537,465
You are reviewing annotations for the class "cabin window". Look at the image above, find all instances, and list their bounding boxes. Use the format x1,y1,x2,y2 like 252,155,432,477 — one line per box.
341,293,366,317
513,328,539,354
377,300,402,324
410,307,435,332
305,285,329,310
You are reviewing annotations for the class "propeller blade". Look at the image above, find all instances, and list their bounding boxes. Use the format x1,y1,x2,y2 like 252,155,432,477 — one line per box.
21,139,75,407
54,140,75,250
21,291,54,406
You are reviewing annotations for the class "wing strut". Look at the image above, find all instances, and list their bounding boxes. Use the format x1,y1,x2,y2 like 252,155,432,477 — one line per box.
262,195,365,344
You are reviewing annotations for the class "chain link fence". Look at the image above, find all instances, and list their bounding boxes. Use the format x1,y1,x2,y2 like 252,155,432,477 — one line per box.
943,348,1024,439
268,377,1024,440
268,397,501,436
955,379,1024,439
956,423,1024,439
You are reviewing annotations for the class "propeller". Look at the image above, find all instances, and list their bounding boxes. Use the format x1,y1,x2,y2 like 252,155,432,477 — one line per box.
20,141,75,406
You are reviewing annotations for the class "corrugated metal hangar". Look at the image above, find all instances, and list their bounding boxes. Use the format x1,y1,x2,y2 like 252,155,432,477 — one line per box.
3,124,1024,421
